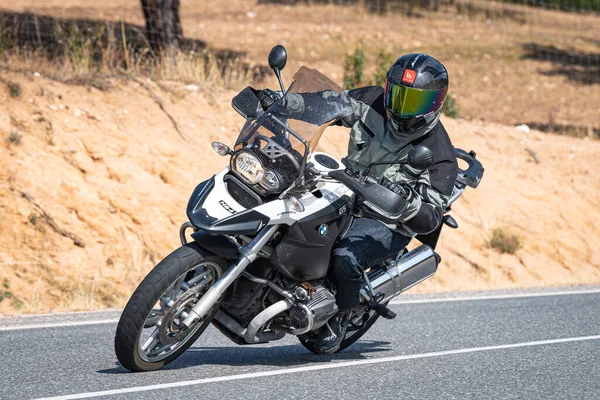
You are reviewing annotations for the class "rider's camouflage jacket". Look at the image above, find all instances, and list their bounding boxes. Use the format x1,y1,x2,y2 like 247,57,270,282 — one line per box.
285,86,458,237
341,86,458,237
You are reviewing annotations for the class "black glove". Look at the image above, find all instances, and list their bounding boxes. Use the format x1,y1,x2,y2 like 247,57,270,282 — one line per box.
253,88,281,110
382,180,411,199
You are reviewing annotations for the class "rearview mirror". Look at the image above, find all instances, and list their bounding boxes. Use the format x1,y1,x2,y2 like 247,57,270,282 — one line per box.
408,145,434,170
268,45,288,94
268,45,287,71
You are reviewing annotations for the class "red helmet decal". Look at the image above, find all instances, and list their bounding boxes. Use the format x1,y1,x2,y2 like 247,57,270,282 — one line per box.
402,69,416,85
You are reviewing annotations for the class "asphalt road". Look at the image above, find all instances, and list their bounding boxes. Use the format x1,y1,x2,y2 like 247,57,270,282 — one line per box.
1,286,599,400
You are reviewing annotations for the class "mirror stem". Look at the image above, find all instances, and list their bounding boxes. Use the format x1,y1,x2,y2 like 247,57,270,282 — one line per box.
274,68,286,95
362,166,373,181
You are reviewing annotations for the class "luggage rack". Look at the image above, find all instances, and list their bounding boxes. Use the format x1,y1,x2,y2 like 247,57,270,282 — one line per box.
454,148,484,189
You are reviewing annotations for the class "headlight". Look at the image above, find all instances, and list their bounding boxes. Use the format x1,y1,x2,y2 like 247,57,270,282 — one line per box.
232,152,264,184
259,169,282,191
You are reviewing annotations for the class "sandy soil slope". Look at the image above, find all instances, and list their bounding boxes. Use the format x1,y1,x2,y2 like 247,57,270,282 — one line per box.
1,71,599,315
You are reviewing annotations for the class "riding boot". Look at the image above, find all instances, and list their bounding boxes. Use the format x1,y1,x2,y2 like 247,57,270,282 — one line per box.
314,310,351,354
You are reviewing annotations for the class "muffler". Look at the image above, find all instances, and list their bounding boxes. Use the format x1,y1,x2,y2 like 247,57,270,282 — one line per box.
361,244,438,304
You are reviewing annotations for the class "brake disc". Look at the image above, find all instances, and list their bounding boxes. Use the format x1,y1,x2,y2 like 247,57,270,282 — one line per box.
158,289,203,345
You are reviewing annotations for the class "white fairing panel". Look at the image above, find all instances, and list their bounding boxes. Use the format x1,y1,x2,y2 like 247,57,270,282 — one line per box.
254,179,352,226
200,168,247,220
201,153,353,227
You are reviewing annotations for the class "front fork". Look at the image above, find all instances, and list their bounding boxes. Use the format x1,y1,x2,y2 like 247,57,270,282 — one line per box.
181,224,280,328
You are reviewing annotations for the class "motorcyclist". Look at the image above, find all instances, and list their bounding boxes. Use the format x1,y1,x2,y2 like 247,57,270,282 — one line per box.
258,54,458,353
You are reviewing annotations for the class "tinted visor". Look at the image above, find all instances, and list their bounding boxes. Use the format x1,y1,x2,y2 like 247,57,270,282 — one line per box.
384,79,447,118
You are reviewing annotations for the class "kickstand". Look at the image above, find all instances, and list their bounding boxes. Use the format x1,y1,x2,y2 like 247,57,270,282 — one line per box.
361,270,397,320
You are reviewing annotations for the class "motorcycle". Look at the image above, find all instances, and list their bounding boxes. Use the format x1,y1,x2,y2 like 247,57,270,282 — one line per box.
114,45,484,372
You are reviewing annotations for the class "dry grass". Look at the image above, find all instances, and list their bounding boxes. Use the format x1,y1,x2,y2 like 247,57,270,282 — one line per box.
0,47,259,91
0,13,267,90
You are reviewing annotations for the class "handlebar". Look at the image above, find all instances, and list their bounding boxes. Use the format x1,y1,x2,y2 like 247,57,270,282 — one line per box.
328,169,408,223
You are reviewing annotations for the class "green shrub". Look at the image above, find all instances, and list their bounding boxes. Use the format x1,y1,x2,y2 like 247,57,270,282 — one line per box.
373,51,393,87
490,228,522,254
443,93,459,118
7,81,21,98
344,47,395,88
7,131,22,145
343,47,366,89
28,213,38,226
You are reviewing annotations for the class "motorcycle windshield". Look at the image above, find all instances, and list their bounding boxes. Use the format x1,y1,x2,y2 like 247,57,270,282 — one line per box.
234,66,353,154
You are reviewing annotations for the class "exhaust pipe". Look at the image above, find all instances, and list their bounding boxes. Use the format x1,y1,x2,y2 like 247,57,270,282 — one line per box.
361,244,438,304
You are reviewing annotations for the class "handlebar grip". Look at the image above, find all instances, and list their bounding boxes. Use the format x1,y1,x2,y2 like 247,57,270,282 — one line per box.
364,175,379,185
328,170,408,223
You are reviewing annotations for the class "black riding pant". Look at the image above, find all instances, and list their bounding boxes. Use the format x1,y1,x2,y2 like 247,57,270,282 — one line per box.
330,217,411,311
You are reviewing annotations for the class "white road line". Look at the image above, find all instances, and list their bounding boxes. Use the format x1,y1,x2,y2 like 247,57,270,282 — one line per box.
389,288,600,305
34,334,600,400
0,319,119,332
2,288,598,332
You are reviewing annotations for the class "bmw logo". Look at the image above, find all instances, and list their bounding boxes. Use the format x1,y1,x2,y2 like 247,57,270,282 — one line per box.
318,224,328,237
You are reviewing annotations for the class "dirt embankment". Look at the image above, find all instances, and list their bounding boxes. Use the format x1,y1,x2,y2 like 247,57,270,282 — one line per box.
0,0,598,133
1,72,599,315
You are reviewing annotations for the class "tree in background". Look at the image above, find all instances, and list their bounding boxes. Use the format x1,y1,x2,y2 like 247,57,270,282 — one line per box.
141,0,182,51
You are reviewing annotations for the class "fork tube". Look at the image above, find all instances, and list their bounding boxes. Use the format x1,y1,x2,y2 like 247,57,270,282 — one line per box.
181,224,280,328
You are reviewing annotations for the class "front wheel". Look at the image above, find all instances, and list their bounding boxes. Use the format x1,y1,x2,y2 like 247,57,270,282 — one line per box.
114,243,227,372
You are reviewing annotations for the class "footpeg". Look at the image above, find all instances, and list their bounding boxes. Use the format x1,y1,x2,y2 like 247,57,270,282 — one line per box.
443,215,458,229
374,304,397,320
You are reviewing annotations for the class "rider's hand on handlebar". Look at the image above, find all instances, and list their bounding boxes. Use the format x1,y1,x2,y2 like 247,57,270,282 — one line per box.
382,180,411,199
252,88,281,110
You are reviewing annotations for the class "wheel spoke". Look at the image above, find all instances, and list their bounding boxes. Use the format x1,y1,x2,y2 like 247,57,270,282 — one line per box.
188,270,211,286
141,327,159,352
144,310,165,328
170,274,189,300
147,343,174,358
160,296,174,309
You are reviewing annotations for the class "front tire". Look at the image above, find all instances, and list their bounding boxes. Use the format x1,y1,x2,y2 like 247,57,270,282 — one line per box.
115,243,227,372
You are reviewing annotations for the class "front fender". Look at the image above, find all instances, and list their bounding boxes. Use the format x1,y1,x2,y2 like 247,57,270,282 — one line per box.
190,230,240,260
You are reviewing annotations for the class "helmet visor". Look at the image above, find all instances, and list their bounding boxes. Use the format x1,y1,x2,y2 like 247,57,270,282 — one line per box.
384,80,447,118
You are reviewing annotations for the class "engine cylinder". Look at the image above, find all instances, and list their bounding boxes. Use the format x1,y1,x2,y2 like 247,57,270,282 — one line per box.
362,244,438,304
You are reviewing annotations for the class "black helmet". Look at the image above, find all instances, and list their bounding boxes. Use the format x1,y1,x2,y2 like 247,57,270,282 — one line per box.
384,54,448,134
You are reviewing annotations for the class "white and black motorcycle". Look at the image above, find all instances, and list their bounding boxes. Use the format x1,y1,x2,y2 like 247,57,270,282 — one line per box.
114,45,484,372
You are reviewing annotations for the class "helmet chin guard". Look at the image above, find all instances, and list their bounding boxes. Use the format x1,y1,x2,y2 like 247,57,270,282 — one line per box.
387,109,439,136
